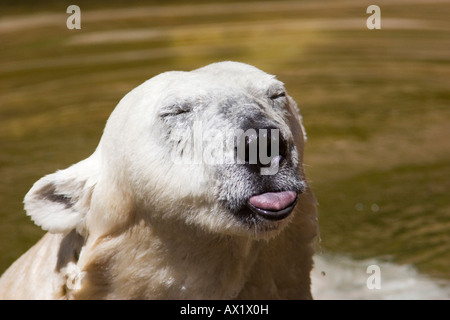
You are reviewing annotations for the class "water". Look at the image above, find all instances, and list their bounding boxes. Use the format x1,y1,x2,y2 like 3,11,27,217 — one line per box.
312,254,450,300
1,0,449,298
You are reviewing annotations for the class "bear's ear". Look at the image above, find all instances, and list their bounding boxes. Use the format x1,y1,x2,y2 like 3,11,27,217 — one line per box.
24,155,99,235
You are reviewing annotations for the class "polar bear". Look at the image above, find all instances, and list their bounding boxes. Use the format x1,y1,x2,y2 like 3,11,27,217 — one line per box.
0,61,318,299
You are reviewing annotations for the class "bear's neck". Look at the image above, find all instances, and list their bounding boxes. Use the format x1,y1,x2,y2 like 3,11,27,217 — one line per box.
74,217,264,299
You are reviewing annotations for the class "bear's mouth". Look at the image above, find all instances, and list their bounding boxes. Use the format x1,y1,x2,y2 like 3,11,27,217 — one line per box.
246,191,298,221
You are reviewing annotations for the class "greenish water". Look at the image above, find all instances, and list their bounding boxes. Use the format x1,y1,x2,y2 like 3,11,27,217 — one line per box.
1,0,449,288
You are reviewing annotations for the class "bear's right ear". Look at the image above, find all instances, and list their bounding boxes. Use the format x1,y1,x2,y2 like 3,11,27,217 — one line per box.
24,154,100,235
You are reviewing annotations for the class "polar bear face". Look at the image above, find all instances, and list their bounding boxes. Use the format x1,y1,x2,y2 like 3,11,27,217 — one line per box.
25,61,309,239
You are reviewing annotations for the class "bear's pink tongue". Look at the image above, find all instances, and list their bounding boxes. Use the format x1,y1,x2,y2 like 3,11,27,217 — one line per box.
248,191,297,211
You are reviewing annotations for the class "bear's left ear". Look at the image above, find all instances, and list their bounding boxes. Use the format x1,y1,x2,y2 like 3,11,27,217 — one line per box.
24,153,100,235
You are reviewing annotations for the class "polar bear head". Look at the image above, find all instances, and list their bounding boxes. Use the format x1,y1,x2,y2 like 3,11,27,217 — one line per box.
24,61,312,240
